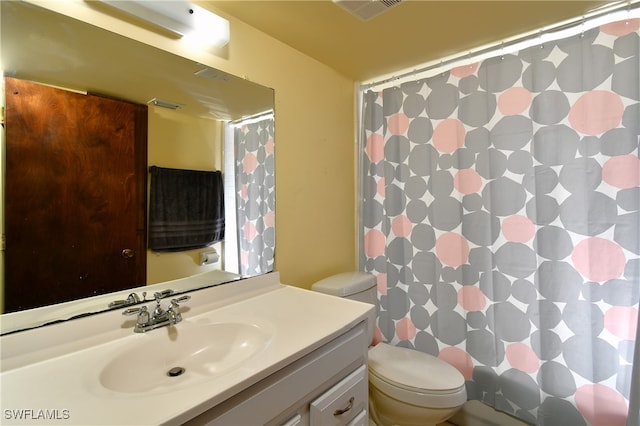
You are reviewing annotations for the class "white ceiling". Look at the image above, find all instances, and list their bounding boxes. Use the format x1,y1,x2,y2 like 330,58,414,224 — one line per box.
207,0,614,82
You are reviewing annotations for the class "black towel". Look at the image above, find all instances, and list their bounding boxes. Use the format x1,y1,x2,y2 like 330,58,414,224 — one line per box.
148,166,224,251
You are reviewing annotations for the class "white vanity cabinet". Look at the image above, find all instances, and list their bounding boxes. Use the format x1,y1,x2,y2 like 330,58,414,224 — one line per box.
1,275,376,426
184,320,369,426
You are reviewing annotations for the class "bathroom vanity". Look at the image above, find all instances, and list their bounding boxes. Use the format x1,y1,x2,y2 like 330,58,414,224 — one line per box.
0,273,375,425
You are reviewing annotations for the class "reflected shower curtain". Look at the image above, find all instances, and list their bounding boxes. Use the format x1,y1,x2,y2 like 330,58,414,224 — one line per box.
361,19,639,425
234,116,275,276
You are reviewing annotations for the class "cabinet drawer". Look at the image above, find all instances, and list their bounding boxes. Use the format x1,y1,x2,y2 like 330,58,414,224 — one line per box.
310,365,367,426
280,414,302,426
346,410,367,426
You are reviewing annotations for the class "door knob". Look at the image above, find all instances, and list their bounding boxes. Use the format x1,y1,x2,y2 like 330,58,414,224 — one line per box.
122,249,135,258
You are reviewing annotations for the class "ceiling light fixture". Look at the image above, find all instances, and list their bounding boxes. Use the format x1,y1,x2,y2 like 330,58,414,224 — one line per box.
96,0,230,48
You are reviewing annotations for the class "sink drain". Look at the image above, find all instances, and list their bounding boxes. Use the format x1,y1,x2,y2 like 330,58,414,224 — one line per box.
167,367,185,377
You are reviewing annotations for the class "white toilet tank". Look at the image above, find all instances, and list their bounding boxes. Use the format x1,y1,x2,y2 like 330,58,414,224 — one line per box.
312,272,377,305
312,272,377,344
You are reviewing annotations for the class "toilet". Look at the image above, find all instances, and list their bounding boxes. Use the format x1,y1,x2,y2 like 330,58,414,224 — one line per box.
312,272,467,426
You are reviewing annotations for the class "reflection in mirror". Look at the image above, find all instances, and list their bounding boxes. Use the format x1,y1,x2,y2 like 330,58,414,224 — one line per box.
0,0,275,334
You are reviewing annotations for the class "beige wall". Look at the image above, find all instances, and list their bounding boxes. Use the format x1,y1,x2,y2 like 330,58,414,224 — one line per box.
146,108,225,284
31,0,357,289
199,5,358,289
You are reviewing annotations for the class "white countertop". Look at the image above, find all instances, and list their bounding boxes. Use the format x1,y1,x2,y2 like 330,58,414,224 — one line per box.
0,273,375,425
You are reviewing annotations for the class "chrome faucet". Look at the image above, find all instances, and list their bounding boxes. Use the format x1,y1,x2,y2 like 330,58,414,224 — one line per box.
109,288,174,309
108,292,143,308
122,292,191,333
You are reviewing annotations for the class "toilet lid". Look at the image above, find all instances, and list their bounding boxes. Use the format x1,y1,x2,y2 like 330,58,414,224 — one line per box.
368,343,465,392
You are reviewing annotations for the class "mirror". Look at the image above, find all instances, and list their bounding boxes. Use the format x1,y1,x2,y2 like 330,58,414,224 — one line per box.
1,0,275,334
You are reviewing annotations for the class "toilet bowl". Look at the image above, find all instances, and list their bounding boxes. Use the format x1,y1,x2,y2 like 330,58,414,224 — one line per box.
312,272,467,426
368,343,467,425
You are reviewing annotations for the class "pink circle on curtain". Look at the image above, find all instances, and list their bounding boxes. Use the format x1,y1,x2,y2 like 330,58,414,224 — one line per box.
377,273,388,296
603,155,640,189
498,87,532,115
388,113,410,135
600,18,640,36
568,91,624,135
502,215,536,242
263,210,275,227
365,229,386,258
457,286,486,311
367,132,385,163
438,347,474,380
451,63,478,78
373,327,383,345
454,169,482,194
377,177,386,196
604,306,638,340
265,137,274,155
571,237,626,282
575,384,628,426
395,317,417,341
435,232,470,267
506,343,539,373
243,222,257,241
241,184,248,200
433,119,466,153
391,215,412,237
243,152,258,173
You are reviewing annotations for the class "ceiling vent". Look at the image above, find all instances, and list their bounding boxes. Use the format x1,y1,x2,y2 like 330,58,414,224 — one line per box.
195,67,232,82
333,0,402,21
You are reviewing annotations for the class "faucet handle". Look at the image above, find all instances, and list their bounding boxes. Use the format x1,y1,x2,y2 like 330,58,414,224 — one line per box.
108,292,141,308
168,295,190,324
169,295,190,311
108,299,127,308
173,295,191,304
122,305,150,329
122,306,145,316
153,289,174,301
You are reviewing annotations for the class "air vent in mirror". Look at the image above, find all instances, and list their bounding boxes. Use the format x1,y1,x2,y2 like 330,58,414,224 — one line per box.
333,0,402,21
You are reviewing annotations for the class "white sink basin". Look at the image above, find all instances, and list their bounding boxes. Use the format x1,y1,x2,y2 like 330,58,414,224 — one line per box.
99,322,271,394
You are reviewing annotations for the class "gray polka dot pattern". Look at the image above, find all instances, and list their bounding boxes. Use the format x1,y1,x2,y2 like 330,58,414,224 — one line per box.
234,117,275,276
361,19,639,426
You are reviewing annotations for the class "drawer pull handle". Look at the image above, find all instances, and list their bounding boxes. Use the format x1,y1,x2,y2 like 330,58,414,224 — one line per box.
333,396,355,416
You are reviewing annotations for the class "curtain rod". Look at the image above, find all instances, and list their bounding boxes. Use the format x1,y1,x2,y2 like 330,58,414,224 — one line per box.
362,0,639,91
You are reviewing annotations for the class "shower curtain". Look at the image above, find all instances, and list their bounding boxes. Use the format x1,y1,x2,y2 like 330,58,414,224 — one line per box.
361,18,639,425
233,115,275,276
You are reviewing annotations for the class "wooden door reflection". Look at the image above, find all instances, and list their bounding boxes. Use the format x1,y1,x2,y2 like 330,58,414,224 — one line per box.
4,78,147,312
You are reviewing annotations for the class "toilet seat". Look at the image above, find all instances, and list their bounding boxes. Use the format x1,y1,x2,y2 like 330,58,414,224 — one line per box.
368,343,467,408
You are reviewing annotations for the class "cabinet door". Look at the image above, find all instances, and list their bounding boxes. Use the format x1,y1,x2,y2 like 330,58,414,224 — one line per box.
310,365,367,426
